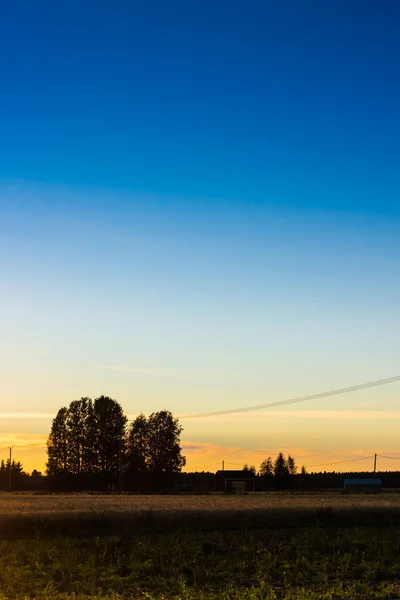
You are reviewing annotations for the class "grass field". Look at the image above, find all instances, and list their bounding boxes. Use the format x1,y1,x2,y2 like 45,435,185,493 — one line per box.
3,492,400,516
1,492,400,537
1,525,400,599
2,494,400,599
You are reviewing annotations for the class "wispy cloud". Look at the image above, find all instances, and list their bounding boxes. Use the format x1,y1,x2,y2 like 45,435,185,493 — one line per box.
0,413,55,420
0,433,48,448
97,364,207,378
97,364,165,375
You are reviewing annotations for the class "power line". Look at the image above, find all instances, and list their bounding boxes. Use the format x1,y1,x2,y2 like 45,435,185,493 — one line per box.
307,455,374,469
0,443,40,447
199,455,376,473
374,452,400,456
378,455,400,461
181,375,400,418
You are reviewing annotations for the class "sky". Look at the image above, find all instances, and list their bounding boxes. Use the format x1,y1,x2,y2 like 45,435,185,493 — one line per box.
1,1,400,474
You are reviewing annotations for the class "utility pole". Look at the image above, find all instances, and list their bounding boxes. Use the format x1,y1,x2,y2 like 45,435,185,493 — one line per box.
373,453,377,486
222,460,224,471
8,447,13,491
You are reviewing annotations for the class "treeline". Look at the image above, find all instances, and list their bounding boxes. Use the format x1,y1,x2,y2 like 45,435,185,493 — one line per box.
237,453,305,490
46,397,186,491
3,460,400,493
4,467,400,493
0,460,45,491
3,394,400,492
244,452,307,477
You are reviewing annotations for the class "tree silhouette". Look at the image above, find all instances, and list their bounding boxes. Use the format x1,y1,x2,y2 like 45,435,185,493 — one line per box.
46,407,69,476
242,464,256,475
126,410,186,490
66,398,92,474
146,410,186,486
259,457,274,477
46,396,126,488
125,413,149,488
0,459,27,490
92,396,127,478
287,455,297,475
273,452,289,489
274,453,289,478
9,460,24,475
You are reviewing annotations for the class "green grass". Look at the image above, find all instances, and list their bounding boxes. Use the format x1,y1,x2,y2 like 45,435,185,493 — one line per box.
2,497,400,599
1,526,400,599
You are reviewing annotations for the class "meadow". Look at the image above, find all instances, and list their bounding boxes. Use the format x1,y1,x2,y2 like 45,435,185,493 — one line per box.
1,523,400,599
3,491,400,516
1,492,400,538
2,493,400,599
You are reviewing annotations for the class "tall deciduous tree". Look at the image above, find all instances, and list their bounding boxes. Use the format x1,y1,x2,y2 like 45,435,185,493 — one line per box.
146,410,186,483
66,398,93,474
126,410,186,489
46,396,127,487
92,396,127,476
126,413,149,484
46,407,69,476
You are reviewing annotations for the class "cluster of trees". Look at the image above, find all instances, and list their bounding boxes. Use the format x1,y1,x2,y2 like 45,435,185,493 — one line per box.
259,453,307,477
0,459,24,490
242,453,306,478
46,396,186,491
0,460,44,491
0,459,24,475
240,454,307,490
126,410,186,490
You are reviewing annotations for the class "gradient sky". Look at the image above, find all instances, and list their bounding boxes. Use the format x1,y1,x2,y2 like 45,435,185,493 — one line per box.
1,1,400,474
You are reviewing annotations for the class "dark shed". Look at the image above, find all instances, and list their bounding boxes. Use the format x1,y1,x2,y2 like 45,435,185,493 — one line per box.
216,470,257,492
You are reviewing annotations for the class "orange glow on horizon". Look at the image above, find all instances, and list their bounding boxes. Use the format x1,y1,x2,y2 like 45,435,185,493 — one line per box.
2,435,398,476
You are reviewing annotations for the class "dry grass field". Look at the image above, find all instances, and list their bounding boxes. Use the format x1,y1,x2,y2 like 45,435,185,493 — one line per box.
1,492,400,539
1,491,400,517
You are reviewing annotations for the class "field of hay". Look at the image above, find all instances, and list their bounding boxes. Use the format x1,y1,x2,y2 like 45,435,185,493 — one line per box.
1,491,400,516
1,492,400,539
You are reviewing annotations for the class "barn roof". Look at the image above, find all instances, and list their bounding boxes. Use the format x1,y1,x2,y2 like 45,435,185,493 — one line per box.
216,470,257,479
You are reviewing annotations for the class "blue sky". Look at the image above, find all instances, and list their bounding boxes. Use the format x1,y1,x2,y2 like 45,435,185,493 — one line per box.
1,1,400,472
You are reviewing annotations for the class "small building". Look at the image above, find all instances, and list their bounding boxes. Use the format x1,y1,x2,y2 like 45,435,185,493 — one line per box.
216,470,258,493
344,478,382,493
